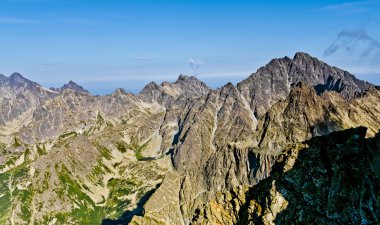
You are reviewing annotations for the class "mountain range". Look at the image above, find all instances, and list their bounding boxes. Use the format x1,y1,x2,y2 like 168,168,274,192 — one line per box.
0,52,379,225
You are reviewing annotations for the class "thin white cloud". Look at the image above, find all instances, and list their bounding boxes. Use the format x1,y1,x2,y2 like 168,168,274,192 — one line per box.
39,62,64,66
188,58,203,76
60,18,105,25
0,16,106,25
198,71,250,79
136,57,152,61
320,0,376,10
0,17,42,24
34,70,252,84
343,65,380,75
318,0,378,15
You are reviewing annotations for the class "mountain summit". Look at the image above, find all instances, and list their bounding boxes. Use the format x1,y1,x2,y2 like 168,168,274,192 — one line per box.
139,74,209,103
237,52,373,118
51,80,90,94
1,72,41,88
0,53,379,225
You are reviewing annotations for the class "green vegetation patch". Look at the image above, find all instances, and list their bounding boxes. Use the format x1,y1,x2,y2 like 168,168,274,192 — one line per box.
0,172,12,223
0,142,6,152
97,113,105,124
15,188,33,223
94,142,113,160
12,137,23,148
87,159,112,186
105,178,137,219
116,141,128,153
57,165,94,205
36,144,47,156
55,164,106,224
0,164,32,224
38,171,51,193
58,131,78,139
134,139,151,160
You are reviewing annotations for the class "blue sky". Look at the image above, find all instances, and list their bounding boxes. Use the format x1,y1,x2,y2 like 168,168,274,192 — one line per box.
0,0,380,94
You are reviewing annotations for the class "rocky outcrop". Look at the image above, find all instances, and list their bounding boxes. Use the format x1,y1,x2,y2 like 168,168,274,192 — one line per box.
139,75,210,104
50,80,90,94
237,52,373,118
0,73,58,126
133,82,380,224
238,127,380,225
1,52,380,225
254,83,380,154
132,53,380,225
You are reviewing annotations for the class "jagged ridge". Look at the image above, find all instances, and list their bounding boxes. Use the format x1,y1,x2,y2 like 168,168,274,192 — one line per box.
0,52,379,225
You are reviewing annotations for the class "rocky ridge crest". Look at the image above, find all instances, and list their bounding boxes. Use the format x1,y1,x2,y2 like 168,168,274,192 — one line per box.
0,53,379,224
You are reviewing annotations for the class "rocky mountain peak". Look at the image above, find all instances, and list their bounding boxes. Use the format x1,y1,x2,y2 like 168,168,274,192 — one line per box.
0,74,6,83
143,81,160,90
177,74,188,81
67,80,76,85
52,80,90,94
1,52,380,225
237,52,374,118
293,51,313,60
8,72,38,87
173,74,210,95
220,82,235,92
9,72,24,80
139,81,161,95
112,88,129,96
139,75,210,103
174,74,205,86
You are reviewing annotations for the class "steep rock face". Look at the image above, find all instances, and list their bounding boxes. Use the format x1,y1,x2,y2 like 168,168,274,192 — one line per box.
255,83,380,154
50,80,90,94
139,75,210,104
172,84,260,224
0,73,57,126
0,108,172,224
138,75,211,154
237,52,373,118
1,53,380,225
15,89,164,144
173,83,257,172
131,171,185,225
238,127,380,225
0,84,174,224
132,83,274,224
133,85,380,224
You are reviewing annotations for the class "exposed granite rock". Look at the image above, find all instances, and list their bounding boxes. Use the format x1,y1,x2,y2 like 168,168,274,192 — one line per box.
50,80,90,94
131,171,184,225
16,88,162,144
237,52,373,118
1,53,380,225
238,127,380,225
0,73,57,126
135,82,380,224
254,83,380,154
139,75,210,104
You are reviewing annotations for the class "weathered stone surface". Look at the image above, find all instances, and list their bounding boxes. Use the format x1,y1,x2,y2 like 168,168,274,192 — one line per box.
0,73,57,126
139,75,210,104
237,127,380,225
254,83,380,154
237,52,373,118
50,80,90,94
1,53,380,224
134,54,380,225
